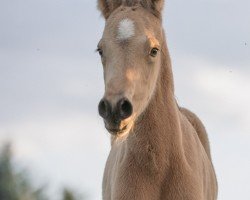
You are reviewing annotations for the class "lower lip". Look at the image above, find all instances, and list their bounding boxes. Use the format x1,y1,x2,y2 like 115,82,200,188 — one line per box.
107,125,128,135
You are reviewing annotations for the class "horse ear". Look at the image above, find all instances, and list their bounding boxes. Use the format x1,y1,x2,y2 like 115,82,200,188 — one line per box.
140,0,164,17
97,0,123,19
97,0,164,19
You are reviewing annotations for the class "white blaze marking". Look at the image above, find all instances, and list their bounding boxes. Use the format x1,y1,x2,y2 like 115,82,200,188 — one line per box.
117,18,135,40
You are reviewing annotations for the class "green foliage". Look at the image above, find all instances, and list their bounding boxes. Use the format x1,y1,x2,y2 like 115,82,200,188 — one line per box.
0,143,48,200
62,187,86,200
62,189,76,200
0,143,84,200
0,143,18,200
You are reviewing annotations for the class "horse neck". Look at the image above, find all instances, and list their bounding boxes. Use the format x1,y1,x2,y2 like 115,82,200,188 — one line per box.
133,38,183,153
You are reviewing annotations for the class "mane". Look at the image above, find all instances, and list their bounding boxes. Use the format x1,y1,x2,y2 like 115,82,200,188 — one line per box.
160,33,175,94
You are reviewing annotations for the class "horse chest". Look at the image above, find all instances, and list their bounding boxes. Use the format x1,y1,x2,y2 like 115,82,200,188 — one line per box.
103,141,129,199
103,139,164,200
102,138,212,200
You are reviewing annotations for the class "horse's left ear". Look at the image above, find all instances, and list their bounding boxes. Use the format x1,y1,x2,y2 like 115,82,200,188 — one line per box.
140,0,164,18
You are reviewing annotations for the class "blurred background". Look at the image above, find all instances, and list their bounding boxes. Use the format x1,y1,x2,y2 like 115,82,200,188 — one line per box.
0,0,249,199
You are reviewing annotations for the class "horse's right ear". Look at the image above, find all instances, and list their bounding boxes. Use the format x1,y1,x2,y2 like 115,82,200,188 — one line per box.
97,0,122,19
97,0,110,19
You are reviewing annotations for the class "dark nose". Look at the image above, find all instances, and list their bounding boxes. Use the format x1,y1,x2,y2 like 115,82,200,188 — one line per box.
98,98,133,121
98,98,111,120
117,98,133,120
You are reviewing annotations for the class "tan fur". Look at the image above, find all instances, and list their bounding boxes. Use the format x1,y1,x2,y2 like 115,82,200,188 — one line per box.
97,0,218,199
180,107,212,160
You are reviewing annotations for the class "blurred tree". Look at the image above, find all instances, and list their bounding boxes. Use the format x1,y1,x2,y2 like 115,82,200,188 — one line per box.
0,143,85,200
62,188,76,200
62,187,86,200
0,143,48,200
0,143,18,200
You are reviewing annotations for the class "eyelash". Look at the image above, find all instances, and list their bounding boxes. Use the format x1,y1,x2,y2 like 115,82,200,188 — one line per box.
96,48,103,57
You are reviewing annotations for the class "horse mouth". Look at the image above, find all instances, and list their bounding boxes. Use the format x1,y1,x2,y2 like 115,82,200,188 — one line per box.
106,124,129,135
104,115,135,136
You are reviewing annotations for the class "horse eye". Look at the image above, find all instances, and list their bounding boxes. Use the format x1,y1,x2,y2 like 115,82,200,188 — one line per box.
97,48,103,57
150,48,159,57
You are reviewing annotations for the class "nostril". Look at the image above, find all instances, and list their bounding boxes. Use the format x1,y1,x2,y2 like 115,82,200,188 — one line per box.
121,100,132,114
119,98,133,120
98,99,110,119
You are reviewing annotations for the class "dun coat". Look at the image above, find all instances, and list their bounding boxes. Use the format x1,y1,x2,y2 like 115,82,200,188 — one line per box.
97,0,218,199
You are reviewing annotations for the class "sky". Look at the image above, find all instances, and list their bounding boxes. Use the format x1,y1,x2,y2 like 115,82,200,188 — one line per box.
0,0,250,199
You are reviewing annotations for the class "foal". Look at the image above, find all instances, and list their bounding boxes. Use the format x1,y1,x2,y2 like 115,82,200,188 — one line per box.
97,0,218,199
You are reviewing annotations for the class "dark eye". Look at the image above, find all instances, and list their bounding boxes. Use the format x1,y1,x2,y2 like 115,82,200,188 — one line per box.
97,48,103,57
150,48,159,57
